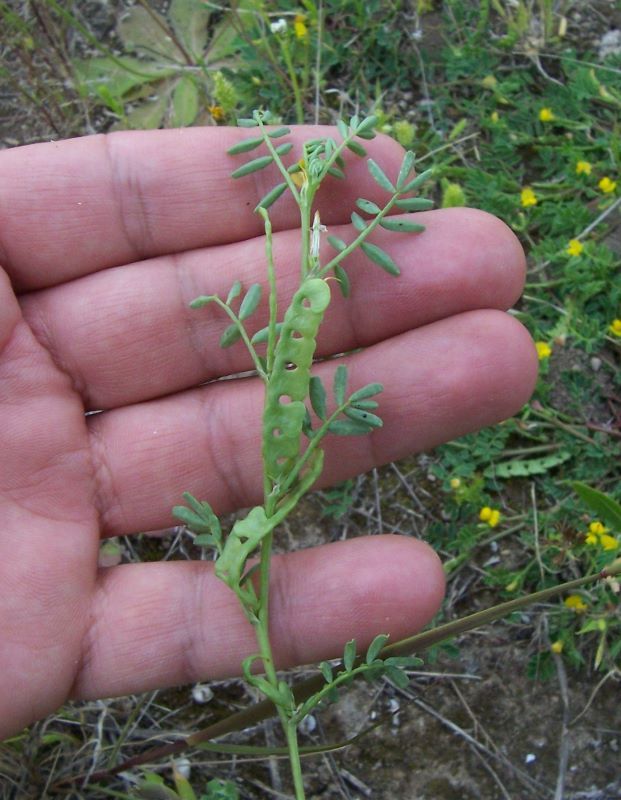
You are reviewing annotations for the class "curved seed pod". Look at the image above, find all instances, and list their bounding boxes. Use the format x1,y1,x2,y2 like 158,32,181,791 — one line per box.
262,278,331,481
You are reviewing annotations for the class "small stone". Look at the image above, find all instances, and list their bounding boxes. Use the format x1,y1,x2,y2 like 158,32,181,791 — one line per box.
590,357,602,371
191,683,214,704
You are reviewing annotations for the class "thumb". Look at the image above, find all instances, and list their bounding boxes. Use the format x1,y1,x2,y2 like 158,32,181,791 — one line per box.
0,268,21,354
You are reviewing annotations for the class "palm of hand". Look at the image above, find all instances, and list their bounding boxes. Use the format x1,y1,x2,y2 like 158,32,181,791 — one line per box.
0,127,536,740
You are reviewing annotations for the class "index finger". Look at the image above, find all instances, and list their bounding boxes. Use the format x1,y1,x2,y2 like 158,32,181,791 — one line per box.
0,126,405,291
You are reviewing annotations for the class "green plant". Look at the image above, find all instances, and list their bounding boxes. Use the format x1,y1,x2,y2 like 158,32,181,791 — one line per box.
171,109,432,798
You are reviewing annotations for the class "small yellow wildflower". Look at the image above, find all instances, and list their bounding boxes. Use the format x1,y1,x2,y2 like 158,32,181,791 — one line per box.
293,14,308,39
490,111,499,124
482,75,498,89
566,239,583,257
564,594,588,613
585,533,599,546
609,319,621,336
550,640,563,654
600,534,619,552
479,506,501,527
208,105,225,122
598,176,617,194
589,521,607,536
576,160,592,175
539,107,554,122
521,187,537,207
450,477,461,490
535,341,552,360
291,158,307,188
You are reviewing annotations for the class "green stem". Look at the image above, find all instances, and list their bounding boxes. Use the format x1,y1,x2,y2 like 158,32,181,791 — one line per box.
279,37,304,124
258,208,278,375
285,720,306,799
210,297,267,381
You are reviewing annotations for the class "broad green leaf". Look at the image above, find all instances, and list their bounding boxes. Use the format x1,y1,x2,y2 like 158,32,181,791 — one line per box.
123,92,168,130
367,158,395,193
239,283,262,320
118,6,183,61
573,483,621,531
309,376,327,420
328,418,370,436
333,364,348,405
346,139,367,157
343,407,383,428
334,264,350,298
360,242,400,276
169,0,210,58
343,639,357,672
320,661,333,682
327,235,347,252
255,182,287,211
356,198,381,215
379,217,426,233
220,323,242,348
349,382,383,402
396,150,415,190
366,633,390,664
226,280,242,304
171,75,199,127
395,197,434,211
74,56,178,99
227,136,264,155
351,212,367,232
401,167,434,193
231,155,274,179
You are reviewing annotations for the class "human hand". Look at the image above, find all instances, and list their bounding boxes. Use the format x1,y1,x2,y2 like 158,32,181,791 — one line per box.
0,127,537,738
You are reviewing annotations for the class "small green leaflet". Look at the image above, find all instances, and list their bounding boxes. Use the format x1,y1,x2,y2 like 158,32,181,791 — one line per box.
255,182,287,211
334,264,350,297
327,235,347,252
236,117,259,127
268,126,290,138
274,142,293,156
226,280,242,305
396,151,415,190
320,661,333,682
366,633,389,664
379,217,426,233
333,364,348,405
349,382,383,402
227,136,263,155
360,241,400,276
328,419,370,436
355,115,378,137
189,295,213,309
239,283,262,320
346,139,367,157
251,322,283,344
395,197,434,212
343,639,357,672
401,167,434,193
309,375,327,420
231,154,273,179
351,211,366,232
356,198,381,215
367,158,395,193
344,407,383,428
220,323,242,348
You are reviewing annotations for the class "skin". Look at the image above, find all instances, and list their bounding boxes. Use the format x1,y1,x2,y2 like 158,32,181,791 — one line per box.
0,126,538,739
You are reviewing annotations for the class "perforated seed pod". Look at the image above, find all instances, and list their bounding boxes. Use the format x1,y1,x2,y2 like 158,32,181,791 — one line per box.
262,279,331,481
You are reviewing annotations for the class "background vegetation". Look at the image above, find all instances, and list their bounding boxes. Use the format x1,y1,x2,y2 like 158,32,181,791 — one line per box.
1,1,620,798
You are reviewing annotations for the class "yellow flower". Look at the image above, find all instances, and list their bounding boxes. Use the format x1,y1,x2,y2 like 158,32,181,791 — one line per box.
482,75,498,89
208,105,225,122
598,176,617,194
291,158,307,188
521,187,537,207
564,594,588,613
600,534,619,552
490,111,499,124
450,477,461,489
539,107,554,122
576,160,592,175
566,239,583,257
535,341,552,360
479,506,501,527
609,319,621,336
551,640,563,654
294,14,308,39
585,533,599,546
589,521,607,536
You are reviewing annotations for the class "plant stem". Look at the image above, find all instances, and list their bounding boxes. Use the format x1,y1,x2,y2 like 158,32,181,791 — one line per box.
285,719,306,800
